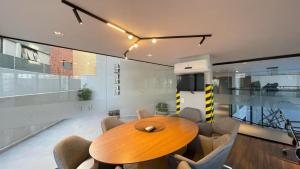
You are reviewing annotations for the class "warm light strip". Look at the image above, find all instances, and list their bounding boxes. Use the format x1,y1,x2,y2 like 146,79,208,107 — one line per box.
129,45,135,51
107,23,126,33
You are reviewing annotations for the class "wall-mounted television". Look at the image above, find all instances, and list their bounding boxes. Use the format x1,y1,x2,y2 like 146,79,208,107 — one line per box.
177,73,205,91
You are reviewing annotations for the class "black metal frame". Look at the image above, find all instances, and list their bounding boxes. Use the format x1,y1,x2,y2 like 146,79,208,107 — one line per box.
213,53,300,66
61,0,212,58
229,104,290,130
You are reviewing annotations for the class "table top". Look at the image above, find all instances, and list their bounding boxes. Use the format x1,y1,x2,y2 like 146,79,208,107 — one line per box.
89,116,199,164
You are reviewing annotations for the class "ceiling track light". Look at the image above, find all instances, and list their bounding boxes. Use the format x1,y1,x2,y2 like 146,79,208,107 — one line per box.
107,23,126,33
199,36,206,45
152,38,157,44
73,8,83,24
128,34,133,40
62,0,212,58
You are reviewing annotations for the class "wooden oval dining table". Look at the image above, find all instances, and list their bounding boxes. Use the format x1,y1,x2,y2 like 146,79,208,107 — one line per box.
89,116,199,164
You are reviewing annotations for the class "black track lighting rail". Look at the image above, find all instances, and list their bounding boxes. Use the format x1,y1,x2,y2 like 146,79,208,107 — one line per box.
62,0,212,59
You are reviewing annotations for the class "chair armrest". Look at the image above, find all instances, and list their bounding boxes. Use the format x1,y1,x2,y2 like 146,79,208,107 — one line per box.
198,122,213,137
177,161,192,169
173,154,197,165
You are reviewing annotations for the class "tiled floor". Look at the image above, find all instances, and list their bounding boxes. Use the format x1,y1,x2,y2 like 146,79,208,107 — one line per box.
0,113,135,169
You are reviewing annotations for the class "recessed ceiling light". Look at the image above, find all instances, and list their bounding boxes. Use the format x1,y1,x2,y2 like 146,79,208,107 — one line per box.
134,43,138,48
235,70,239,73
54,31,64,37
147,54,152,57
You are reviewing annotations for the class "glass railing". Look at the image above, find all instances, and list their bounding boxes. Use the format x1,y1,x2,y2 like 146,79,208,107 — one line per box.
213,57,300,131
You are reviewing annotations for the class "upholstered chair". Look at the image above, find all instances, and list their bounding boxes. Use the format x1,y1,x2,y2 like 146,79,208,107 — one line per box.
168,134,235,169
177,161,191,169
136,109,154,120
54,135,123,169
198,117,240,138
170,107,202,123
53,135,98,169
101,116,125,133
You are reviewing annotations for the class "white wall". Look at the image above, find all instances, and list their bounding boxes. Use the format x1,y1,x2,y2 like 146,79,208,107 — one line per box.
119,60,176,116
180,91,206,120
83,55,176,117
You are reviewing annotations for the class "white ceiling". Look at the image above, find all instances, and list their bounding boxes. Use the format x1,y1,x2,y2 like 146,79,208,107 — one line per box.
1,0,300,66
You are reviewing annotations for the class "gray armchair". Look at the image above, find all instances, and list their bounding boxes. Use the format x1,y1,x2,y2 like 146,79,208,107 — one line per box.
170,107,202,123
101,116,124,133
168,134,234,169
198,117,240,138
136,109,154,120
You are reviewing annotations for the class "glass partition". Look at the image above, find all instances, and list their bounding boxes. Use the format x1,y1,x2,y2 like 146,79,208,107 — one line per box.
213,57,300,131
0,37,176,150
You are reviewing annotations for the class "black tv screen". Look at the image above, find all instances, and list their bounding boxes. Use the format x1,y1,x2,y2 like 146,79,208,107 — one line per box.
195,73,205,91
177,73,204,91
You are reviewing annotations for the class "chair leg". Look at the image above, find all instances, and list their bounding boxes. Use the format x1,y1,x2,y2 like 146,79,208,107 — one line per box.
223,164,233,169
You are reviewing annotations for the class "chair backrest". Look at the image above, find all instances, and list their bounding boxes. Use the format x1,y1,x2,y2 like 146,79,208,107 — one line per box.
213,117,240,137
53,136,91,169
136,109,154,120
192,134,234,169
101,116,124,133
179,107,202,123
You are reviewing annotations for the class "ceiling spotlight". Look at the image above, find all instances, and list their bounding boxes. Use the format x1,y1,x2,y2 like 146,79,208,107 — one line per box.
54,31,64,37
235,70,239,73
152,38,157,44
147,54,152,57
125,57,128,60
134,43,138,48
73,9,83,25
128,34,133,40
107,23,126,33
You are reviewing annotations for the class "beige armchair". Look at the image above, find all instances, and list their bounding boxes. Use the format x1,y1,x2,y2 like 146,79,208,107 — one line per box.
53,135,98,169
54,135,123,169
101,116,124,133
177,161,191,169
168,134,235,169
136,109,154,120
198,117,240,138
170,107,202,123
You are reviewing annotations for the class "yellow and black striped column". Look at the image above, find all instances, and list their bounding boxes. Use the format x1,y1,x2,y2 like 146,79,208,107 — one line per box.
205,84,214,123
176,90,180,114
